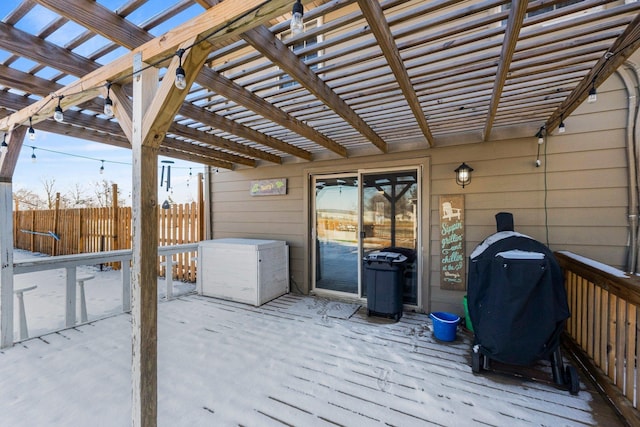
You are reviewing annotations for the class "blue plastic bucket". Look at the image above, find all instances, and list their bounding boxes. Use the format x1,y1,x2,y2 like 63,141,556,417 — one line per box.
430,312,461,342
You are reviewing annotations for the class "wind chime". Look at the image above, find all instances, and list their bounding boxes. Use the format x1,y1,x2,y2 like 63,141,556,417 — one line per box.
160,160,174,209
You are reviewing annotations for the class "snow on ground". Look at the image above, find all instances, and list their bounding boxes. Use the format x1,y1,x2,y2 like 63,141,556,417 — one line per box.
0,250,608,426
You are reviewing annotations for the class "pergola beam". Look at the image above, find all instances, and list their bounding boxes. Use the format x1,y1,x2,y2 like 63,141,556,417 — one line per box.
482,0,528,141
242,25,388,153
195,68,340,157
357,0,434,147
545,12,640,133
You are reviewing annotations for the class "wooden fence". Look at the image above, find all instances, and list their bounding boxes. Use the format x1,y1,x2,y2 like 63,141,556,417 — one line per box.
13,202,202,282
556,251,640,425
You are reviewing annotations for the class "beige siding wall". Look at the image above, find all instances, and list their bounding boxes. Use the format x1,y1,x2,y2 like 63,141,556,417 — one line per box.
209,154,431,306
208,71,633,316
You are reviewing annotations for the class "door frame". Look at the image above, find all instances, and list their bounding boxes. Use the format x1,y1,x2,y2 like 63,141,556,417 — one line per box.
309,165,423,310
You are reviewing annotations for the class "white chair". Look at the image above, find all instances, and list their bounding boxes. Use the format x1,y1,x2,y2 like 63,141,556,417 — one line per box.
76,275,95,323
14,285,37,340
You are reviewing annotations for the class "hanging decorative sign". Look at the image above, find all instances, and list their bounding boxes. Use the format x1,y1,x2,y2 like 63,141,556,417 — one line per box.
250,178,287,196
439,194,466,290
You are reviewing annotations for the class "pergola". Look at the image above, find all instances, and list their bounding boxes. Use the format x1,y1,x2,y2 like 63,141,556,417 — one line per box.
0,1,639,425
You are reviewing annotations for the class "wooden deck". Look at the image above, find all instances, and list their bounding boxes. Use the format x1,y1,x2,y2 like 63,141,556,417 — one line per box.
0,293,625,426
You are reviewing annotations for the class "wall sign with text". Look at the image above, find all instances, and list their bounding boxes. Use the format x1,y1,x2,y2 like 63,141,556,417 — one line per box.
439,194,466,290
250,178,287,196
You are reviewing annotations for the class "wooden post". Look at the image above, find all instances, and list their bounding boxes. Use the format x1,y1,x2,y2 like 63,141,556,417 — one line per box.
0,179,14,348
130,53,159,427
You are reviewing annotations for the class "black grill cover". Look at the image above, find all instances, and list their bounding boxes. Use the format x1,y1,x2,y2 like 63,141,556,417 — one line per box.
467,231,570,366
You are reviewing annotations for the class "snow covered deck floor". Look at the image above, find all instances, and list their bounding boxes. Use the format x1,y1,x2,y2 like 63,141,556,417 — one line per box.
0,294,624,426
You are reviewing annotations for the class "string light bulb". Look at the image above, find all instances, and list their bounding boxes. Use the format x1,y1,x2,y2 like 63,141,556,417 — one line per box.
290,0,304,35
31,147,37,163
28,117,35,141
1,134,7,154
536,128,545,144
588,83,597,104
104,83,114,117
558,115,566,134
174,49,187,90
54,96,64,122
99,160,105,174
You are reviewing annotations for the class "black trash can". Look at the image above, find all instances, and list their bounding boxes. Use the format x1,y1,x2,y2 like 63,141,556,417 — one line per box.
363,251,407,321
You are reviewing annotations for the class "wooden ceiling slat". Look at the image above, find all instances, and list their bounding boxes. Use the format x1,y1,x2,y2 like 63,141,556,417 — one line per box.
178,103,312,161
34,0,153,49
169,122,281,164
114,0,150,18
193,0,221,9
0,22,100,77
4,0,35,26
157,145,234,170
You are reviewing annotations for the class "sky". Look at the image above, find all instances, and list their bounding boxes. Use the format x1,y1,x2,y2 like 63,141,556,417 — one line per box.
2,1,209,205
1,249,600,426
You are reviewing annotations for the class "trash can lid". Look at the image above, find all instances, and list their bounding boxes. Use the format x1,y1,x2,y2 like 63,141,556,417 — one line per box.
364,251,408,263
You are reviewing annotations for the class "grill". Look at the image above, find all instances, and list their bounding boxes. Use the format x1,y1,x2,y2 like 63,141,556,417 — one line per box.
466,213,579,394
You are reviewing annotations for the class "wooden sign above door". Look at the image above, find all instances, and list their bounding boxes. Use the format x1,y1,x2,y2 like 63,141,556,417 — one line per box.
439,195,465,291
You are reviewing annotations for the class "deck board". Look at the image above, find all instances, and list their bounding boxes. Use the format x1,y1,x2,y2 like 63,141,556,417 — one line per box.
0,293,627,426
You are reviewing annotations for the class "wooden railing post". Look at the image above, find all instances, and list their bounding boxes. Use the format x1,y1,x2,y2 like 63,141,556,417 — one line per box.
64,266,76,327
52,192,60,256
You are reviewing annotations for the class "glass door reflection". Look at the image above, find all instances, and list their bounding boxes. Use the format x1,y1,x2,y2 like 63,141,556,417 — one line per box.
313,175,359,294
361,170,418,304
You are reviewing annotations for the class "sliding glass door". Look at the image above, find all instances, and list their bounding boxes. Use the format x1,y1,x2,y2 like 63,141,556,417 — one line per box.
312,168,419,305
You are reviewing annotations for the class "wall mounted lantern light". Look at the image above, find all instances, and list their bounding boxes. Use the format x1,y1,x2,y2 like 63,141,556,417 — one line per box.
454,162,473,188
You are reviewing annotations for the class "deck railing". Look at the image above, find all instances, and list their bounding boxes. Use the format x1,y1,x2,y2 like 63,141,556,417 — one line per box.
12,243,198,344
555,251,640,425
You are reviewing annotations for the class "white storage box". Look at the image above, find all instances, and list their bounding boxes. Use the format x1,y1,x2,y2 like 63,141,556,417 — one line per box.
197,238,289,306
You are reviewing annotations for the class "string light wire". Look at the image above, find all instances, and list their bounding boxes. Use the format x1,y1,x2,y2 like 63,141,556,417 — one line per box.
23,144,196,173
